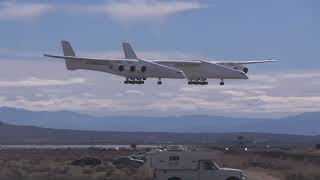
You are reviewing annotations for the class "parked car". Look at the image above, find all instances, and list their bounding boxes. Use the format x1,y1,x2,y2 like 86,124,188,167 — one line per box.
112,156,144,168
71,156,102,167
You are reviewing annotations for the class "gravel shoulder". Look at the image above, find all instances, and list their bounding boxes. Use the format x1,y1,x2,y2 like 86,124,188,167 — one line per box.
245,168,281,180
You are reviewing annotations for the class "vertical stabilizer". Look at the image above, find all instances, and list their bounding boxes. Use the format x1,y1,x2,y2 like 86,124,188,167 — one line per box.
61,40,76,56
122,43,138,59
61,40,77,70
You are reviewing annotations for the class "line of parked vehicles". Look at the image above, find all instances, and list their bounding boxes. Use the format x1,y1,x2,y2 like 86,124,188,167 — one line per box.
112,145,246,180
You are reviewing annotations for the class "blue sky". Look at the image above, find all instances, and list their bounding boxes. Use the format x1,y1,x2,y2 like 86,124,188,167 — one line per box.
1,0,319,69
0,0,319,117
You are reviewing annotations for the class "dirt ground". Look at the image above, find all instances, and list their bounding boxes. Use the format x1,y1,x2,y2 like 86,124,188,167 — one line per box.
245,168,281,180
221,149,320,180
0,147,319,180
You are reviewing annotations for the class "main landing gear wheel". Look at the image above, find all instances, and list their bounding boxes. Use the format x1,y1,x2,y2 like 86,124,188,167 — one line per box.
220,80,225,86
187,79,208,85
124,77,145,85
157,78,162,85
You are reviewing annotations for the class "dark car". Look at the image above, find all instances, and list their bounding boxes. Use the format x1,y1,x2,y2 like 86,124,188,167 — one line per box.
112,156,144,168
71,156,102,167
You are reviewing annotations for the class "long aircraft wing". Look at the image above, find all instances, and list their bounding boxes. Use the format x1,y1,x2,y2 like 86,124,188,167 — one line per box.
216,59,275,65
201,61,248,79
153,60,202,68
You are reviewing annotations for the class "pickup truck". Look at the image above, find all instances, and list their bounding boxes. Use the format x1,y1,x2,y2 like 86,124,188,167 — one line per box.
144,146,246,180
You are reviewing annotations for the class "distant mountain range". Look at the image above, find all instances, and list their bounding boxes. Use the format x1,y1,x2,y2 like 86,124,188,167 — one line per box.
0,121,319,145
0,107,319,135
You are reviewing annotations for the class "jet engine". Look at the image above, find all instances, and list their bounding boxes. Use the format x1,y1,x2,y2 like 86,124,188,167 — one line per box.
243,67,248,73
141,66,147,72
118,65,124,71
130,66,136,72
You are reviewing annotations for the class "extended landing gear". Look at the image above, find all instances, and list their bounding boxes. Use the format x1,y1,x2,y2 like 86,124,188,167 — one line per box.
188,78,208,85
157,78,162,85
124,80,144,84
188,81,208,85
124,77,145,85
220,79,224,86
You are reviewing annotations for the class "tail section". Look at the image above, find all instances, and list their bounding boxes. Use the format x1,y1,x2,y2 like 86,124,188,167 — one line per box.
122,43,138,59
62,40,76,56
61,40,77,70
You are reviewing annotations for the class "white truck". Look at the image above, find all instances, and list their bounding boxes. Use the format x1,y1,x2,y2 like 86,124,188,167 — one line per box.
144,145,246,180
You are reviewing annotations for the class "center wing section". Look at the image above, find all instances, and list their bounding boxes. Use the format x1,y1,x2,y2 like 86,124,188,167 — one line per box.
154,60,202,68
139,59,186,79
121,42,185,78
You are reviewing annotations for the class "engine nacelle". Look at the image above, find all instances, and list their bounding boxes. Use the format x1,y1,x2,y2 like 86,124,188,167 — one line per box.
119,64,147,73
130,66,136,72
141,66,147,72
243,67,248,73
118,65,124,71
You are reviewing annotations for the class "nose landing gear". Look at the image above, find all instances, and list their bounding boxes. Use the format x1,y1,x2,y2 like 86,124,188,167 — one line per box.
157,78,162,85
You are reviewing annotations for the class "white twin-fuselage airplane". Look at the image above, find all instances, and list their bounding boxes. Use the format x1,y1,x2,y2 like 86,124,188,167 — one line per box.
44,41,274,85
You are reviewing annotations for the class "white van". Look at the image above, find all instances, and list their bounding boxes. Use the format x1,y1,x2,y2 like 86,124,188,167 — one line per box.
144,145,245,180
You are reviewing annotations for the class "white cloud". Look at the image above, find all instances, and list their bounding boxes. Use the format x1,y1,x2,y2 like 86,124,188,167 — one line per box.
0,1,207,22
0,93,151,113
282,72,320,79
0,2,53,20
0,77,86,88
1,70,320,117
83,0,207,22
1,56,320,118
125,90,145,96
